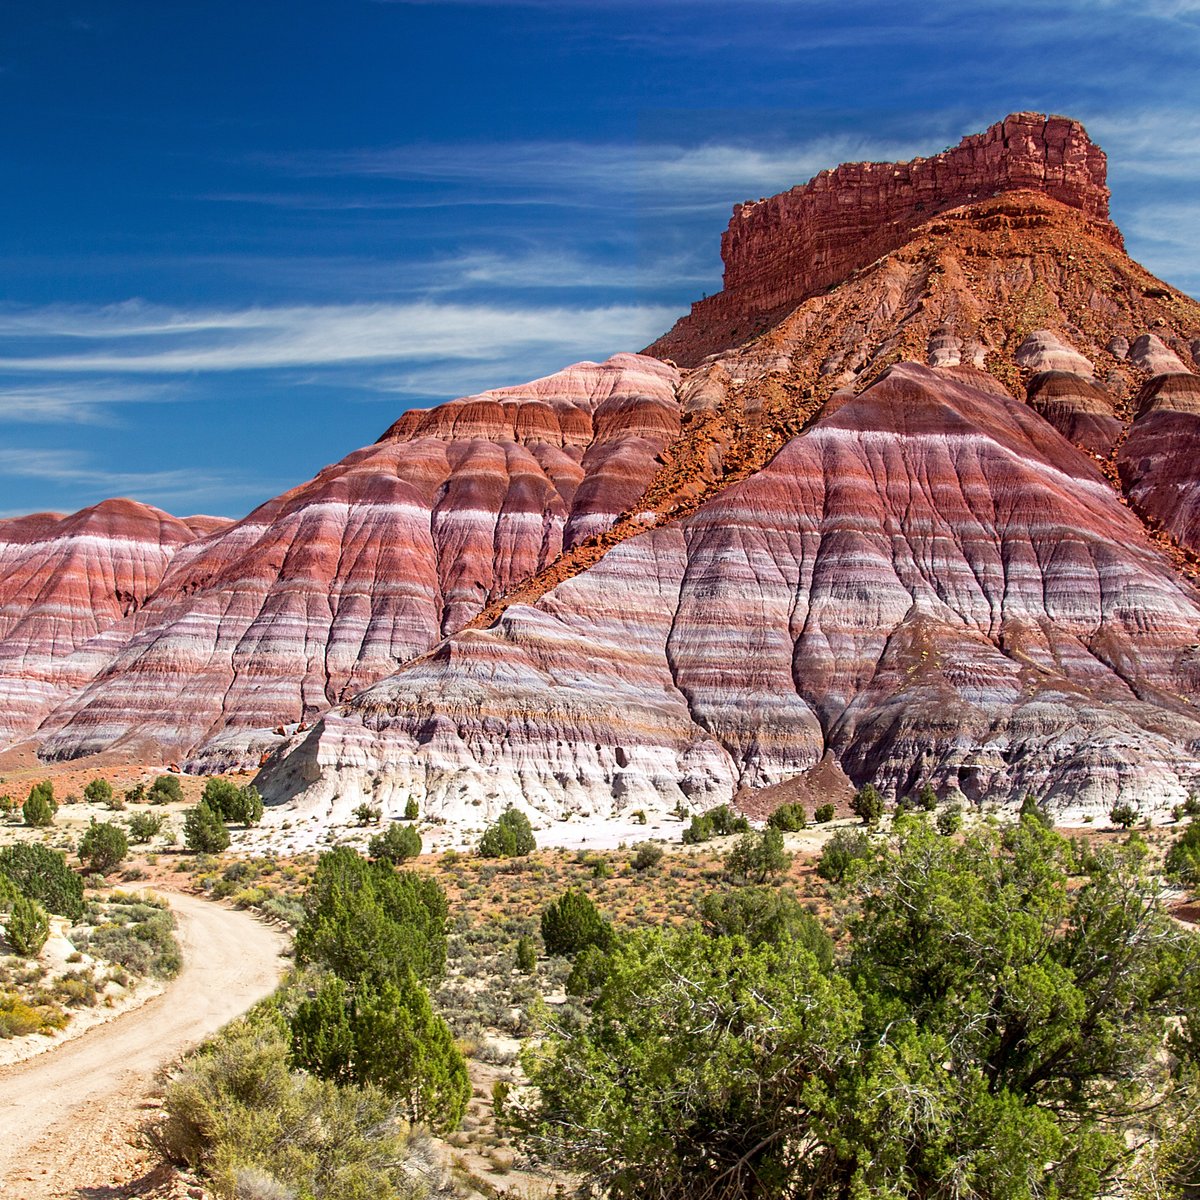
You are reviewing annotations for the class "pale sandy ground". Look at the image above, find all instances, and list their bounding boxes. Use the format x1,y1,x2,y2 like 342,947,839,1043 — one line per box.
235,803,905,860
0,892,289,1199
236,806,698,857
0,974,166,1071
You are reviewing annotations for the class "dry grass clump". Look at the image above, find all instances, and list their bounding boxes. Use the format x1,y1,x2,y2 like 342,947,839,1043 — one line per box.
71,892,181,979
151,1010,442,1199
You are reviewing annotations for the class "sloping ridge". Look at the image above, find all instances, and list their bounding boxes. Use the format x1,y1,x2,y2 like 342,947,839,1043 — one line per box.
34,355,684,769
254,112,1200,824
0,499,231,746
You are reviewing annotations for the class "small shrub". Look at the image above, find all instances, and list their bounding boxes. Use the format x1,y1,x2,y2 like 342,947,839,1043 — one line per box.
289,972,470,1130
631,842,664,871
83,778,114,807
725,828,792,884
78,821,129,874
767,802,807,832
148,775,183,805
152,1015,425,1197
683,804,749,845
127,810,167,843
7,895,50,957
917,781,939,811
75,897,180,978
54,968,100,1008
200,778,263,826
565,942,611,995
369,823,422,864
936,805,963,836
184,801,230,854
698,887,833,968
223,861,257,884
813,803,835,823
258,893,307,927
542,889,613,957
352,803,381,826
232,886,267,909
1019,791,1052,829
1109,801,1139,830
231,786,264,827
816,828,872,884
0,844,84,919
515,935,537,974
404,796,419,822
22,785,55,828
125,782,148,805
1165,820,1200,888
0,992,61,1038
708,805,749,836
850,784,884,825
478,807,536,858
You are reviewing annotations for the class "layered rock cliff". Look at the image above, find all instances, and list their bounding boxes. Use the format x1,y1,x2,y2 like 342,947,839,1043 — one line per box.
7,111,1200,830
254,113,1200,825
35,356,680,767
0,500,228,746
260,362,1200,824
648,113,1121,366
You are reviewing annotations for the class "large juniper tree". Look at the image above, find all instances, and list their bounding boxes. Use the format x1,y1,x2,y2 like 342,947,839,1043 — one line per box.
510,814,1200,1200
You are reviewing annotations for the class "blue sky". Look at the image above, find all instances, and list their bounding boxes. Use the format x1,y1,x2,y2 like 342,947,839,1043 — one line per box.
0,1,1197,518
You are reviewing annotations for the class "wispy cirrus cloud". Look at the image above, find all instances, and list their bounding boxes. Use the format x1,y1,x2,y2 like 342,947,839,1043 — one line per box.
1087,110,1200,180
1120,200,1200,294
0,299,677,375
0,448,269,508
0,380,172,424
260,135,935,205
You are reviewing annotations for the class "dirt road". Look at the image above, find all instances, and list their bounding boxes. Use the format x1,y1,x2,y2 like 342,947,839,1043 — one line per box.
0,892,289,1199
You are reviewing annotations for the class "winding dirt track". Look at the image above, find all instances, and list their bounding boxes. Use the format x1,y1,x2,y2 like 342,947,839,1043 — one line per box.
0,892,288,1199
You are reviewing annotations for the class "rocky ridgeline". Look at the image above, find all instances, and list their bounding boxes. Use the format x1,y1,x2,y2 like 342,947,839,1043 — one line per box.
649,113,1119,365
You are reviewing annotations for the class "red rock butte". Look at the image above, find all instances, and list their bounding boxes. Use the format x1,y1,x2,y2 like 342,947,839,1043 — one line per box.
648,113,1121,365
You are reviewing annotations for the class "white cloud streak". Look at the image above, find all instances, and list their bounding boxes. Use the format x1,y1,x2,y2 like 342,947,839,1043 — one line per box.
0,300,678,374
0,448,267,507
0,380,173,424
259,134,937,207
1087,110,1200,180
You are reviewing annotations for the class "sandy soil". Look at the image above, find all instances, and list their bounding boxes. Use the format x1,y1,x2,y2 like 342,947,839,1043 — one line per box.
0,892,289,1199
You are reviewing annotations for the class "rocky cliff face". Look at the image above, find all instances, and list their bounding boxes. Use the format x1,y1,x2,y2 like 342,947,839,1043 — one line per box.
255,114,1200,827
648,113,1119,366
7,112,1200,831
